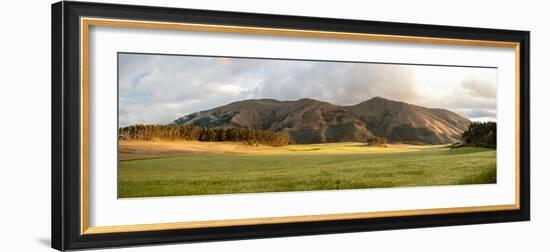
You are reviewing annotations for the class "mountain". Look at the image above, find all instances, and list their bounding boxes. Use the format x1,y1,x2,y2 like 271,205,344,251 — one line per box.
345,97,470,144
172,98,376,144
171,97,470,144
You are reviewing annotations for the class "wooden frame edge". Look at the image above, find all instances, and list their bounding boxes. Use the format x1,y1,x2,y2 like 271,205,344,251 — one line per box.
83,17,519,48
78,17,524,235
51,2,64,250
83,204,518,234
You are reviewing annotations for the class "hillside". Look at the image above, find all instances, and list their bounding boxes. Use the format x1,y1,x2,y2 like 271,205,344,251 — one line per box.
171,97,470,144
345,97,470,144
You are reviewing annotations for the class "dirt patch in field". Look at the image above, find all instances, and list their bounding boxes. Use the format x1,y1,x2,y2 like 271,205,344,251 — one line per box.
118,140,441,161
118,140,289,160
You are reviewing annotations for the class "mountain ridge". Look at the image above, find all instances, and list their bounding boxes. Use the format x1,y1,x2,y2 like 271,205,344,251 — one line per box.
171,97,470,144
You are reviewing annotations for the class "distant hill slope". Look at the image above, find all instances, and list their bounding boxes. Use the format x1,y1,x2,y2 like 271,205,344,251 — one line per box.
171,97,470,144
345,97,470,144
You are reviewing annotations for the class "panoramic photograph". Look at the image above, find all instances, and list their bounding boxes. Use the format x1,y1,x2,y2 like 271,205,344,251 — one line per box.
117,53,497,198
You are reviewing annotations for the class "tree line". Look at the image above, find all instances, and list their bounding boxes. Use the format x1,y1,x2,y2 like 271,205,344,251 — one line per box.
462,121,496,148
118,124,289,147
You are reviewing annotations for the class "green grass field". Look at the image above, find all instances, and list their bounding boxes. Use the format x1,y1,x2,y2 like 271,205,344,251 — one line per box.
118,142,496,198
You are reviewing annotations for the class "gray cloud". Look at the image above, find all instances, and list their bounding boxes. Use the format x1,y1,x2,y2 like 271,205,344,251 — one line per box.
461,79,497,98
254,61,419,106
118,53,497,126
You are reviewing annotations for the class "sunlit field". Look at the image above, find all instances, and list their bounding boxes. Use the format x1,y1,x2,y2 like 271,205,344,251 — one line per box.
118,141,496,198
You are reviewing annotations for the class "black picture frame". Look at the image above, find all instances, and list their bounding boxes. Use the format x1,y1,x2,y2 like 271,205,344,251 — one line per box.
52,1,530,251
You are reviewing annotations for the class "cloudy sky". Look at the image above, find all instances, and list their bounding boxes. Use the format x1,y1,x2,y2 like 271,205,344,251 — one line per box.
119,53,497,126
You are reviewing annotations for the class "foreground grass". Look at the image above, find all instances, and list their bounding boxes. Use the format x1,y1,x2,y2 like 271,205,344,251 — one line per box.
118,145,496,198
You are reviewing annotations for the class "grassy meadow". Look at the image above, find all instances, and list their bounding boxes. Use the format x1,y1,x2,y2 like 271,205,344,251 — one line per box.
118,141,496,198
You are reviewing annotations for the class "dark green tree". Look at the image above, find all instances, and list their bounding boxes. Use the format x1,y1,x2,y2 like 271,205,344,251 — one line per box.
462,121,496,148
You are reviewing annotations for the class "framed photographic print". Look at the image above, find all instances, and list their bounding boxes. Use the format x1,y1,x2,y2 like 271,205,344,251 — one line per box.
51,1,530,250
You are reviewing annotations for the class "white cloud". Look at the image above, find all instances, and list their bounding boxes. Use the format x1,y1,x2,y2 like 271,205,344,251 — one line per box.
461,79,497,98
118,53,497,126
